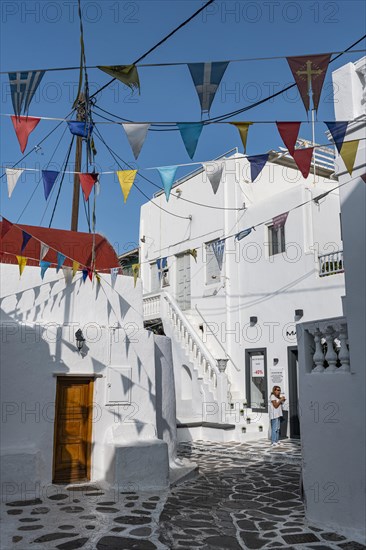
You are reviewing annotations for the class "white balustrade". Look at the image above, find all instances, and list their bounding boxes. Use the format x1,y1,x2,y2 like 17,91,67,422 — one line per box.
319,250,344,277
300,317,350,373
143,293,161,320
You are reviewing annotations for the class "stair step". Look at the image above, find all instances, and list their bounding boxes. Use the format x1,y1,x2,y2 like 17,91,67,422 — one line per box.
177,421,235,431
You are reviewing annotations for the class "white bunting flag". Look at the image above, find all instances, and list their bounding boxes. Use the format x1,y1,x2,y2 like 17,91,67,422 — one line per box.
40,243,49,261
62,266,73,284
6,168,24,198
202,161,225,194
122,123,150,160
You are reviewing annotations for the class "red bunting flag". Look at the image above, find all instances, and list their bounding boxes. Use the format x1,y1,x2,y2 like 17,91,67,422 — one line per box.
1,218,13,239
276,122,301,156
79,173,99,201
287,54,331,112
11,115,41,153
293,148,314,179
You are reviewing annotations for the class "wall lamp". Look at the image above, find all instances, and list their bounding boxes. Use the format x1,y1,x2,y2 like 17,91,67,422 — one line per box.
75,329,86,353
249,316,258,326
295,309,304,321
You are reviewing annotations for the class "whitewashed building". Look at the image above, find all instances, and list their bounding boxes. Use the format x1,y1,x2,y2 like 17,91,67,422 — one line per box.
140,142,345,443
0,226,179,497
297,57,366,543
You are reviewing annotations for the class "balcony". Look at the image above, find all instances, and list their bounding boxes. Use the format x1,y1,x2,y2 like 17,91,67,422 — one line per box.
318,250,344,277
298,316,350,373
143,292,161,321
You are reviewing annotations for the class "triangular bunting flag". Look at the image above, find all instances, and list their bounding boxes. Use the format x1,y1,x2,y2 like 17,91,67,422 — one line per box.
187,61,229,113
56,252,66,273
95,272,101,285
67,121,94,138
202,161,224,194
98,64,140,92
247,154,269,182
122,123,150,159
16,255,27,277
287,54,331,112
293,147,314,179
235,228,252,241
21,231,32,252
40,243,49,260
11,115,41,153
177,123,203,159
40,260,51,280
212,239,225,271
1,217,13,239
325,121,349,154
276,122,301,156
188,249,197,262
361,174,366,184
157,166,178,201
42,170,59,200
132,263,140,288
72,261,80,279
6,168,24,198
340,140,359,175
116,170,137,203
9,71,45,117
88,269,93,282
111,267,119,288
273,212,289,230
230,122,252,153
62,267,73,284
162,257,167,269
82,269,88,282
79,173,99,201
156,258,162,280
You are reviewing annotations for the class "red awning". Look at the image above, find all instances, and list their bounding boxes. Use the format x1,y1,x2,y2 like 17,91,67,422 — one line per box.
0,222,120,271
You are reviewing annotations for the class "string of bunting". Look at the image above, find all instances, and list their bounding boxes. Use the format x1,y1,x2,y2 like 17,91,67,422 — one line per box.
3,132,363,201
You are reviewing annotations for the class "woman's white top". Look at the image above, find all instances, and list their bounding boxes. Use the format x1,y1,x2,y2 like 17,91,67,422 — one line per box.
269,393,283,419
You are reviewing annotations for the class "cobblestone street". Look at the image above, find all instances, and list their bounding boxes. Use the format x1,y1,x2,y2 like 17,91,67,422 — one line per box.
2,440,365,550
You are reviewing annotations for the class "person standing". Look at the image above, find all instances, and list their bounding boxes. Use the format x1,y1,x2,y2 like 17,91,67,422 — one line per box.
269,386,286,446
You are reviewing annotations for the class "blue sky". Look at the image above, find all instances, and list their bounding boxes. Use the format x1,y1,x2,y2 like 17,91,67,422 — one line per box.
1,0,365,254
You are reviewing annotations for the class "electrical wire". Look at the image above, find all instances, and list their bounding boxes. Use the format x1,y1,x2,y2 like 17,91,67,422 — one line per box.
93,127,191,220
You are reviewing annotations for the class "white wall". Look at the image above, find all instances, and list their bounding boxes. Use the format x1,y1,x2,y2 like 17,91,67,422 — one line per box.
0,264,176,492
297,57,366,543
140,154,345,431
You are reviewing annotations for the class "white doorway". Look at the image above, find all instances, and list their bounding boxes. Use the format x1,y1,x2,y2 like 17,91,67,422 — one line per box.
176,253,191,311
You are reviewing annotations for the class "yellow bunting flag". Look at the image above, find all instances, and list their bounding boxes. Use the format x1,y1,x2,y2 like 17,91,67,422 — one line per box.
72,261,79,279
98,65,140,93
188,249,197,262
132,263,140,288
230,122,253,153
340,140,359,175
95,272,101,285
117,170,137,203
16,255,27,277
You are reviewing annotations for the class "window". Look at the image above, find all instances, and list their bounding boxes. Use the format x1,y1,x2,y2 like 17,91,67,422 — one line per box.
205,239,220,285
245,349,268,412
268,224,286,256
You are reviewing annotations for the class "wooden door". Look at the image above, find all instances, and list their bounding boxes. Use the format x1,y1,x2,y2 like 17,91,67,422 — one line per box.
53,377,93,483
176,253,191,311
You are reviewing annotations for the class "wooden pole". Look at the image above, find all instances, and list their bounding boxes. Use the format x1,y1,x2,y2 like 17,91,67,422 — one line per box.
70,94,85,231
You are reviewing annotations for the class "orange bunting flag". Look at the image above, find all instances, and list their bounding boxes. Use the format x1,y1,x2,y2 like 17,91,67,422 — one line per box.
11,115,41,153
287,54,331,113
340,140,359,175
117,170,137,203
16,255,27,277
132,263,140,288
79,173,99,201
230,122,252,153
293,148,314,179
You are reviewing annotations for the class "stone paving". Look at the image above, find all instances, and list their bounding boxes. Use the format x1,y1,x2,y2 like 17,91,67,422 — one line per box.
1,439,365,550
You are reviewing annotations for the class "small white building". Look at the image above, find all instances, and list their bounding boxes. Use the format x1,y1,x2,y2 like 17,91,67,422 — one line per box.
139,142,345,442
297,57,366,543
0,225,178,497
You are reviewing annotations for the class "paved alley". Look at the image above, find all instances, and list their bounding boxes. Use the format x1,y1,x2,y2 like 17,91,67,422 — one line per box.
1,440,365,550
